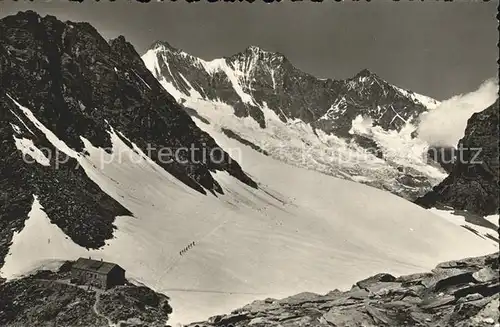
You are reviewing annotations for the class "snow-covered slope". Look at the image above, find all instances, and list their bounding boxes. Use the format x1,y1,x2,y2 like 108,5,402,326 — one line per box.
142,43,445,200
1,96,496,326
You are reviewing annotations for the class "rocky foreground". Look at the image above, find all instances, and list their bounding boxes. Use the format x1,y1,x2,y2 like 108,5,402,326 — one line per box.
188,253,499,327
0,262,172,327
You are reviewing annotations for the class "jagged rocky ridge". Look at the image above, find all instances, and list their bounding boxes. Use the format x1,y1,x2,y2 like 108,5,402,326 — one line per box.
143,42,439,137
415,100,499,216
187,252,499,327
0,261,172,327
0,11,256,267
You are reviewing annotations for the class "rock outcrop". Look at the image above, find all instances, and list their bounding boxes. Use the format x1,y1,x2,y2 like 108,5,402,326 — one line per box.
415,100,499,216
187,252,499,327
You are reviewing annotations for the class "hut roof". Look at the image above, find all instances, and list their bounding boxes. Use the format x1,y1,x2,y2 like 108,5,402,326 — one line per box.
72,258,123,275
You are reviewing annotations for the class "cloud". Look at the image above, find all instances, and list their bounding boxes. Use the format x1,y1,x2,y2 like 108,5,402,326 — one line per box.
416,78,498,147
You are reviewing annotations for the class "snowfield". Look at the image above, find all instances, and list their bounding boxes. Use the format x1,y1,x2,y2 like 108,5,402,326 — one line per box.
428,208,499,243
1,97,496,326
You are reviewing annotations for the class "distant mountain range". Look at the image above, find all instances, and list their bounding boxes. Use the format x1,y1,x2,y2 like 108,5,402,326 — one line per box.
143,41,439,137
142,41,446,200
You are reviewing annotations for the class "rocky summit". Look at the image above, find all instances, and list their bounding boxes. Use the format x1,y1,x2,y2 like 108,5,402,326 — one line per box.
187,252,499,327
415,99,499,216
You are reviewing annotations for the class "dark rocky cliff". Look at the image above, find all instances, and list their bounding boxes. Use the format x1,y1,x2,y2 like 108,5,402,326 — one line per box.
415,100,499,216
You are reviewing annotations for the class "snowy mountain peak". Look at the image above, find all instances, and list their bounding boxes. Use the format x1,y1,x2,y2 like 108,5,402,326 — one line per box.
149,40,181,53
347,69,440,110
349,68,388,86
240,45,282,57
231,45,287,67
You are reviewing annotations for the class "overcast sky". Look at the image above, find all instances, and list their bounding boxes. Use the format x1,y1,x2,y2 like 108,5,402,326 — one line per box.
1,0,497,100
